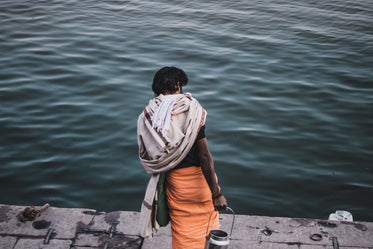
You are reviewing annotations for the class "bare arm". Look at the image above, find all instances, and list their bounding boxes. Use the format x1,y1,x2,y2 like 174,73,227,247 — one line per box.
197,138,227,211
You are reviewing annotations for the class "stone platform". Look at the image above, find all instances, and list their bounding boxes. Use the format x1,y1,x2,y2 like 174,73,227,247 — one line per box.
0,204,372,248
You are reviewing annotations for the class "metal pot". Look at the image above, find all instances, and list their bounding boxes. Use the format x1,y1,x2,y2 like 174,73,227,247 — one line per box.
205,207,235,249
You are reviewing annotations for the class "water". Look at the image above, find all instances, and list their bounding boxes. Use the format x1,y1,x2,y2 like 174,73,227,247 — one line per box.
1,0,372,222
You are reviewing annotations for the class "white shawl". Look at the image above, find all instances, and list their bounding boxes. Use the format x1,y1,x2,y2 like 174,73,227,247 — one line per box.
137,92,206,238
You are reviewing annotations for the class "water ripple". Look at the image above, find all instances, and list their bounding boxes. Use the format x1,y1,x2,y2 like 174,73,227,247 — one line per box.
0,0,372,221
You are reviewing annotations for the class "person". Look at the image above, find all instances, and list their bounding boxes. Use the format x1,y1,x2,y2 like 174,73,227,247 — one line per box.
137,66,227,249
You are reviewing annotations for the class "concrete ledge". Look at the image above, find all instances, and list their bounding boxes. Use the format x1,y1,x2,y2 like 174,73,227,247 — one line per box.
1,204,372,249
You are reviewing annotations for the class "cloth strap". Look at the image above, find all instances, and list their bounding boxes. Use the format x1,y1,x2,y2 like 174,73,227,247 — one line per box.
152,94,184,136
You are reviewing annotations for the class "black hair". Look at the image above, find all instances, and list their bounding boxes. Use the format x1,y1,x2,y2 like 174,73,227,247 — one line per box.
152,66,188,96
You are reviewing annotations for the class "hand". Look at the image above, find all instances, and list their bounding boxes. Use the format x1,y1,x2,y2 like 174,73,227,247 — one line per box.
213,194,227,211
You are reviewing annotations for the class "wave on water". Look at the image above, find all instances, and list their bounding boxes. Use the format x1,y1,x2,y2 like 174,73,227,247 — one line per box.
0,0,372,221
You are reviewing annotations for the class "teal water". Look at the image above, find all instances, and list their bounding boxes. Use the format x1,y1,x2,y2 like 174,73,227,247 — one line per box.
1,0,372,221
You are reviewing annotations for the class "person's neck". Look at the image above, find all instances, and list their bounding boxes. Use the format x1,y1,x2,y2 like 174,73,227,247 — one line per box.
164,91,181,96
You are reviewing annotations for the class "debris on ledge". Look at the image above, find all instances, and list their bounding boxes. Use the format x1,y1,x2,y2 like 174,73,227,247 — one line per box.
1,204,372,249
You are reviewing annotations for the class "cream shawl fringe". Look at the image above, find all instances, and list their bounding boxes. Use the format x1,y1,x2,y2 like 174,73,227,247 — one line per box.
137,93,206,238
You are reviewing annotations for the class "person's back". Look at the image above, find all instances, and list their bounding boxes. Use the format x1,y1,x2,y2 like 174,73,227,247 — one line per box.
137,66,227,249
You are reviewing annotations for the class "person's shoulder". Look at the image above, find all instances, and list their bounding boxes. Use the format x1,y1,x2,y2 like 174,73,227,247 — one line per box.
184,92,192,99
186,93,204,108
184,92,199,103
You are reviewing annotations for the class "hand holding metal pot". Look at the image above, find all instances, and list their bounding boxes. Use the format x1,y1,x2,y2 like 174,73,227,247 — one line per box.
213,193,227,211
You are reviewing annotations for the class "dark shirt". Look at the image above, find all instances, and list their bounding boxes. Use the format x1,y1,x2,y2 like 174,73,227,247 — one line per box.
174,125,206,169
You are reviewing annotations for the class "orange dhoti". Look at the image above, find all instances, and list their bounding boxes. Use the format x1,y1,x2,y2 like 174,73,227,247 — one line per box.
166,166,219,249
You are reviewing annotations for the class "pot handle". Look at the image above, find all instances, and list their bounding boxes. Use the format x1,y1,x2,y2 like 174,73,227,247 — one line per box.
206,207,235,238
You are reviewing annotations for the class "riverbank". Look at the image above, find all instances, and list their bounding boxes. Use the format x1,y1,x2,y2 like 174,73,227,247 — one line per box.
0,204,372,248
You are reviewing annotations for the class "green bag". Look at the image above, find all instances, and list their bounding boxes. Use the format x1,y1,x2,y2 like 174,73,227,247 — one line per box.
156,173,170,226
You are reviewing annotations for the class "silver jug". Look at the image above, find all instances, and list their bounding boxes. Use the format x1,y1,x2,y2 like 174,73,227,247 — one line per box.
205,207,235,249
